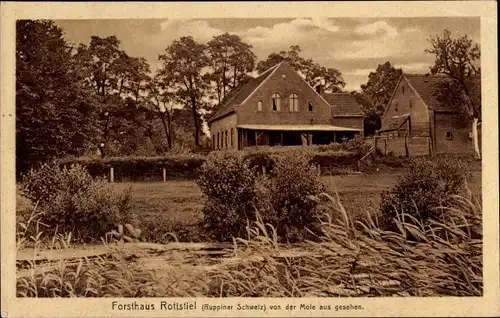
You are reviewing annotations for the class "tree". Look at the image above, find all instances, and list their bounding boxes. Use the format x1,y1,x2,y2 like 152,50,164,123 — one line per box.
356,62,403,136
16,20,96,175
256,45,345,93
146,76,176,150
425,29,481,158
206,33,256,104
158,36,210,147
75,36,152,157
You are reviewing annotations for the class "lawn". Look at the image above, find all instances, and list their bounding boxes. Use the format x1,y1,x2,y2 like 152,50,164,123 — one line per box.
112,169,481,240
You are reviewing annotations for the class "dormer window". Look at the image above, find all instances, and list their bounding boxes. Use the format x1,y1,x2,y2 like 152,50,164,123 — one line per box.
289,93,299,112
257,100,263,112
272,93,281,112
308,101,313,112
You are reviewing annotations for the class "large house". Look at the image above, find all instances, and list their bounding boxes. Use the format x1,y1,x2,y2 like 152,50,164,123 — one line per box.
207,61,364,150
378,73,481,155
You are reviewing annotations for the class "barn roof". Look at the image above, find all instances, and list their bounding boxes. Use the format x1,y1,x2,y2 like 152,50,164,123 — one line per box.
379,113,410,132
404,74,481,112
207,63,280,123
321,93,364,116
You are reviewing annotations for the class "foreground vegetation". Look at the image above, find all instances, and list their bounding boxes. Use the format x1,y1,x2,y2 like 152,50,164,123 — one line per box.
16,153,482,297
17,187,482,297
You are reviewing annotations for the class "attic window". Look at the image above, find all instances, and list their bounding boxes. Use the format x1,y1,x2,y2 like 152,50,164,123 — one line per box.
394,102,398,112
402,84,405,94
257,100,263,112
272,93,281,111
409,99,413,108
308,101,313,112
446,132,453,140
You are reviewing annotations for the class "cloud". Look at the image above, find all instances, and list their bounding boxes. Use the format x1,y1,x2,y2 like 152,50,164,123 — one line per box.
343,68,377,76
159,19,223,42
354,20,398,39
311,17,340,33
239,18,340,53
395,62,432,73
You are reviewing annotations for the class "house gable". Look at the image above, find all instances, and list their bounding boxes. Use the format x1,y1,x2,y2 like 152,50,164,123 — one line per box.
207,63,280,124
236,62,333,125
380,75,431,136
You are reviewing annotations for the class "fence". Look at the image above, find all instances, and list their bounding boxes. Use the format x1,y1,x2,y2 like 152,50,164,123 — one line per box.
374,135,430,157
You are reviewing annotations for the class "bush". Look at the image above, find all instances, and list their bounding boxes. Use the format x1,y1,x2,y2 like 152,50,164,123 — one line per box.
196,151,259,242
343,135,372,154
264,149,327,242
379,157,470,231
19,162,133,242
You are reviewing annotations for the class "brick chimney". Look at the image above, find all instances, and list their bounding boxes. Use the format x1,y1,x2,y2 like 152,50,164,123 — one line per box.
315,78,326,95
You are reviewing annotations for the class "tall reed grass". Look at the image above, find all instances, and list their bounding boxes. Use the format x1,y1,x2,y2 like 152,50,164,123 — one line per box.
209,188,482,297
16,187,482,297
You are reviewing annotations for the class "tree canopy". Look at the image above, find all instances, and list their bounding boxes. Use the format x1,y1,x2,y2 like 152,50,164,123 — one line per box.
256,45,345,93
352,61,402,136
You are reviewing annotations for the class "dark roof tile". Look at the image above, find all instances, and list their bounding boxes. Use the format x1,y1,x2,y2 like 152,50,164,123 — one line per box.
207,64,279,123
404,74,480,112
322,93,364,116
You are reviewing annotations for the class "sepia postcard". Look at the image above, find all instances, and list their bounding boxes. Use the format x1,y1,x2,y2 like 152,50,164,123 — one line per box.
1,1,499,317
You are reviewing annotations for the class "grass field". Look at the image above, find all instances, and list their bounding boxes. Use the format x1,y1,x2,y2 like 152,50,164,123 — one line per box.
107,169,481,241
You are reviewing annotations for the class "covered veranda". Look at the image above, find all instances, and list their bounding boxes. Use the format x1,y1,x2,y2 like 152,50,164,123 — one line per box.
236,124,363,150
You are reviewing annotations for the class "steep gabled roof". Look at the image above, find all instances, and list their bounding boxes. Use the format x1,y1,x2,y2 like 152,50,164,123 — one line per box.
389,73,481,113
207,63,280,123
322,93,364,116
404,74,455,112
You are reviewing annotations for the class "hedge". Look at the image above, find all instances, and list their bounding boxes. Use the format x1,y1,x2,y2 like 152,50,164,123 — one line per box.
57,149,364,182
57,155,206,182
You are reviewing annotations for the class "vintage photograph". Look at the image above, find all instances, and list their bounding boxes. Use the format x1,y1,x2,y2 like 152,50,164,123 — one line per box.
14,15,484,299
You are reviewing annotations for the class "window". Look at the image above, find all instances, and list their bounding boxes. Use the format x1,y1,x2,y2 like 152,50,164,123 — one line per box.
409,99,413,108
446,132,453,140
289,93,299,112
257,100,263,112
394,102,398,112
272,93,281,111
212,135,215,149
217,132,220,149
231,128,234,147
308,101,313,112
225,130,228,149
402,84,405,94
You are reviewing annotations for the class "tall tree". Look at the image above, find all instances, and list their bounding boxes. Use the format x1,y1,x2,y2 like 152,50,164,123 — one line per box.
75,35,151,157
355,61,403,135
425,29,481,158
207,33,256,104
16,20,96,174
158,36,210,147
146,76,176,150
256,45,345,93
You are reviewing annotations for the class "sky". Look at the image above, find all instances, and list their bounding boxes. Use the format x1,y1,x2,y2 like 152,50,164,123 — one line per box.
55,17,480,92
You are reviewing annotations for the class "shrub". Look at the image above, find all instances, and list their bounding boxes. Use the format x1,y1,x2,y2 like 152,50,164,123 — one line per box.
19,162,133,242
196,151,259,242
379,157,470,231
343,135,372,154
264,149,327,242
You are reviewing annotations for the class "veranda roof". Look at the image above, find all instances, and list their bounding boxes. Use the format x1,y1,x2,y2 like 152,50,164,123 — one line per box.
236,124,362,132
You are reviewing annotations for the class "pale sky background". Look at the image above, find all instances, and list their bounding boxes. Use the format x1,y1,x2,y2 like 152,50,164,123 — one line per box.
55,17,480,92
